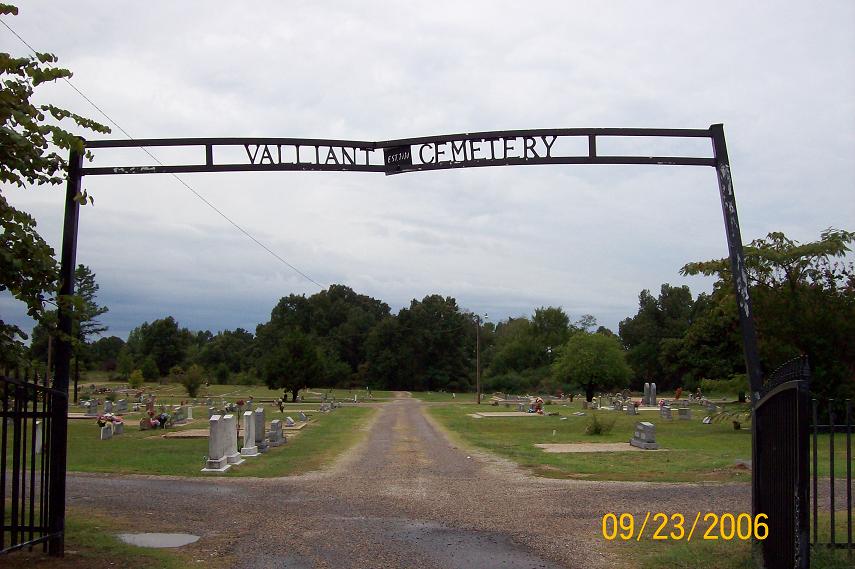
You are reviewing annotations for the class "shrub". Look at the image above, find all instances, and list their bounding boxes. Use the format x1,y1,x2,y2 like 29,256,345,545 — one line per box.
585,414,616,435
180,364,204,398
128,369,144,389
700,375,747,397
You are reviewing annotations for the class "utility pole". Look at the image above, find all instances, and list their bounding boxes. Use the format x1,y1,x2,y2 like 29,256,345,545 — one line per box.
475,315,481,404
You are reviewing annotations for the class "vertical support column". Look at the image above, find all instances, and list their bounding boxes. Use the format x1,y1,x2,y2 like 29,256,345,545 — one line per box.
710,124,764,536
709,124,763,397
47,144,82,556
475,316,481,405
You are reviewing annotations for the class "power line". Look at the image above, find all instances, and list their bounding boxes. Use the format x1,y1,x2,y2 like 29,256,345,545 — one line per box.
1,18,326,290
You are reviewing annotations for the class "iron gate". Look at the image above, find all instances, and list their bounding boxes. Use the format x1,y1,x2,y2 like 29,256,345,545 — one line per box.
1,371,67,554
753,356,811,569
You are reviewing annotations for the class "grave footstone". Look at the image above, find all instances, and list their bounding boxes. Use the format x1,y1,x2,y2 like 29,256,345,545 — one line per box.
223,414,243,465
201,415,230,472
678,407,691,421
629,421,659,450
254,408,269,453
702,416,712,424
240,411,258,457
100,425,112,440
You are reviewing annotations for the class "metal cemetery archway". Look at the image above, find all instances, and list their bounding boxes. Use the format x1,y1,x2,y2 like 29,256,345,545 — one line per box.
46,125,778,561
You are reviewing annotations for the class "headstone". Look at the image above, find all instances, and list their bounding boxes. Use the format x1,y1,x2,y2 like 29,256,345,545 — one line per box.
629,421,659,450
223,414,243,465
208,407,217,418
625,404,638,416
186,405,193,420
201,415,230,472
581,401,589,410
132,403,140,412
104,400,114,413
268,419,284,447
113,421,124,435
650,383,657,405
240,411,258,457
254,408,269,453
297,412,308,422
285,416,295,427
660,406,672,420
34,420,43,454
702,416,712,424
517,403,526,412
613,401,622,411
85,401,98,416
678,407,691,421
116,399,128,413
100,425,112,440
643,383,650,405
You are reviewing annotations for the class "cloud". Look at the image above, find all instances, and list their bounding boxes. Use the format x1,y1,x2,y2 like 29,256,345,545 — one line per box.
2,0,853,340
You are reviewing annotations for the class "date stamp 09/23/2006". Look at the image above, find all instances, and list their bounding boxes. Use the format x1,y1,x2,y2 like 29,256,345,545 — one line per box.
601,512,769,542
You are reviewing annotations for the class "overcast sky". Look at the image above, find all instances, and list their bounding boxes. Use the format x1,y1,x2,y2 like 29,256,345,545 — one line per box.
2,1,854,340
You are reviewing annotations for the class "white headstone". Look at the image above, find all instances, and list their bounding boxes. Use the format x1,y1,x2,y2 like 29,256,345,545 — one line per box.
240,411,258,457
297,411,308,422
202,415,230,472
223,414,243,465
34,420,43,454
285,416,295,427
185,406,193,420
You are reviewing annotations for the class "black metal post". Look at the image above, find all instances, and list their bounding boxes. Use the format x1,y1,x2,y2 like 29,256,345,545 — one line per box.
47,145,82,556
710,124,765,534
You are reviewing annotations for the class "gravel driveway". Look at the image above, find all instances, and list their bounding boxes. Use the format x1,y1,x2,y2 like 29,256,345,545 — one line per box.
67,394,751,568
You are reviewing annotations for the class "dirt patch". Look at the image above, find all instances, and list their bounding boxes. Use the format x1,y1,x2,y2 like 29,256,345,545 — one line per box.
534,443,668,453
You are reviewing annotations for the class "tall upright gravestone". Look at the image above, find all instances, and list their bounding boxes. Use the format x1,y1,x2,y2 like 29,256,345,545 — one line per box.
202,414,230,472
241,410,258,457
254,408,269,453
223,414,243,465
643,383,650,406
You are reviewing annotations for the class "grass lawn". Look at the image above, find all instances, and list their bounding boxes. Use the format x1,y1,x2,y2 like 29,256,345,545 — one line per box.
64,405,376,477
427,402,850,482
2,508,189,569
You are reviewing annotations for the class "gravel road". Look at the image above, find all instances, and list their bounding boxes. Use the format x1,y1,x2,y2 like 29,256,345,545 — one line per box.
67,394,751,568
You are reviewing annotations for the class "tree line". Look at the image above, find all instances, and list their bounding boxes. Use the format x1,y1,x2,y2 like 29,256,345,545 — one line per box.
18,228,853,402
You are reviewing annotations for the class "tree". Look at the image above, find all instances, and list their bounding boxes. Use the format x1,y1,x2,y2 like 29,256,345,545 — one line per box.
0,3,110,364
619,284,695,389
681,228,855,398
180,364,204,398
115,347,134,380
140,356,159,381
552,332,632,401
89,335,124,371
257,328,322,401
126,317,193,375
